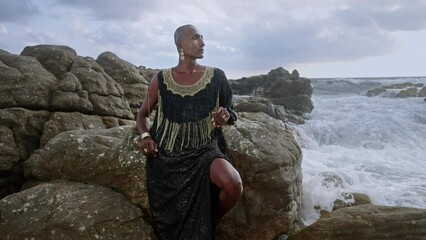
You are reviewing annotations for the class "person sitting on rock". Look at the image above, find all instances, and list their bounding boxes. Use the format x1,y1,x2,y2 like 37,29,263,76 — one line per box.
136,24,243,240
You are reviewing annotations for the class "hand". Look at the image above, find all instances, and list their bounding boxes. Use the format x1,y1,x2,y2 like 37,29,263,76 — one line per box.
212,107,230,128
139,137,158,157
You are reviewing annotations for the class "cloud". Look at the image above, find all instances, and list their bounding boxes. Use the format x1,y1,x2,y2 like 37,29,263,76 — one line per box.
200,0,426,72
55,0,157,21
335,0,426,31
0,0,40,22
1,0,426,78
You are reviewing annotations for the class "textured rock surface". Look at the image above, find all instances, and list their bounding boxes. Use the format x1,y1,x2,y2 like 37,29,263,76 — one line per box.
366,82,425,98
229,67,313,115
0,180,156,240
1,45,308,239
24,126,149,212
96,51,149,114
24,113,303,239
0,50,58,110
234,96,305,124
0,45,138,197
219,113,303,240
20,45,134,118
0,108,51,198
288,204,426,240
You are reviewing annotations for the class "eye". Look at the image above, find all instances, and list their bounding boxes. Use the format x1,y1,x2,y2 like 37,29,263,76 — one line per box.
192,34,203,40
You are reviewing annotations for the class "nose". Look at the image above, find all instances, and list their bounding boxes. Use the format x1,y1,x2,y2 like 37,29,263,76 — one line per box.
200,37,205,47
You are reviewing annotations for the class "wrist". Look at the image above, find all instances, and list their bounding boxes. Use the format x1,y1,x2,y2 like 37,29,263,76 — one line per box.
140,132,151,140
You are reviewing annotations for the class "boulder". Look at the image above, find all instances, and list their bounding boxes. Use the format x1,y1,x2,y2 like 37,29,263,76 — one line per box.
0,45,138,197
288,204,426,240
396,87,420,98
0,52,58,110
21,45,77,79
366,82,424,98
24,126,150,212
0,180,156,239
234,96,305,124
229,67,313,115
0,108,51,198
96,51,149,114
138,66,159,82
218,113,303,239
417,87,426,97
17,45,133,119
24,112,303,239
332,192,372,211
40,111,134,147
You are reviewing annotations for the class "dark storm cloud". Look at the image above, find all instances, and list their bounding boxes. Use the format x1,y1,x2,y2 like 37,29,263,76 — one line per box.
0,0,40,22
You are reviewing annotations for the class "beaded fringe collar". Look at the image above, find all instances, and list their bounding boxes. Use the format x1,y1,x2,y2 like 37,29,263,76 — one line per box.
162,67,214,97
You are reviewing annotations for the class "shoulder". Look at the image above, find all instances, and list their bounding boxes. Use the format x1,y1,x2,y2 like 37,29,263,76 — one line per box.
205,66,226,82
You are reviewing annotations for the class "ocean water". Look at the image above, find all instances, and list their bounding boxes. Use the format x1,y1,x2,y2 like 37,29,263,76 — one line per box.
294,77,426,225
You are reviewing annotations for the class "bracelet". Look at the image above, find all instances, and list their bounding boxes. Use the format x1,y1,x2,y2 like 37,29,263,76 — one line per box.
140,132,151,140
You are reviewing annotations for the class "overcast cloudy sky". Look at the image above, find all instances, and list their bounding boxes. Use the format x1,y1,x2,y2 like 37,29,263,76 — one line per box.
1,0,426,79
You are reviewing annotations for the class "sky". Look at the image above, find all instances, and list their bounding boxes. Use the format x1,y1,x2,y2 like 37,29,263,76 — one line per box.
1,0,426,79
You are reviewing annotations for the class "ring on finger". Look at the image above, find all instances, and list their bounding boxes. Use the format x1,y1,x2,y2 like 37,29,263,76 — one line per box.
222,115,227,120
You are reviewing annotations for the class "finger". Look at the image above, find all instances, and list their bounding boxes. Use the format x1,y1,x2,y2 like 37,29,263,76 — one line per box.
149,141,159,153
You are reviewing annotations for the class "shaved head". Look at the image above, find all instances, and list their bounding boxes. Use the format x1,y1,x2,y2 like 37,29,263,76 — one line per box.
174,24,196,46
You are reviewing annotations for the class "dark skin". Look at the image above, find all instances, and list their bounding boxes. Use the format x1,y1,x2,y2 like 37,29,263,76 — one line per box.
136,25,242,222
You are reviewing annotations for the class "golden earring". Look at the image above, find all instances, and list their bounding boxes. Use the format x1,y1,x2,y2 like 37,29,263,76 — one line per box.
180,48,185,61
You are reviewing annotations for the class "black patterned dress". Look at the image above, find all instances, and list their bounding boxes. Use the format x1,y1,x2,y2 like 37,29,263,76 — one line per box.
146,67,236,240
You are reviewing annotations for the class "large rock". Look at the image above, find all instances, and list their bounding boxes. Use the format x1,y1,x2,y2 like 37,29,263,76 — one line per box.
418,86,426,97
96,51,149,114
0,51,58,110
40,111,134,147
366,82,425,98
219,113,303,239
234,96,305,124
288,204,426,240
0,45,138,197
229,67,313,115
0,180,156,239
0,108,51,198
24,112,303,239
19,45,133,119
24,126,150,212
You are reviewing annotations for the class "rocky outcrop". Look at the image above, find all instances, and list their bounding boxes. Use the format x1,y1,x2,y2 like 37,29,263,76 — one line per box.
0,180,156,239
234,96,305,124
24,126,150,212
138,66,159,83
366,82,425,98
21,111,303,239
1,45,305,239
219,113,302,239
288,204,426,240
96,51,149,114
229,67,313,115
0,45,140,198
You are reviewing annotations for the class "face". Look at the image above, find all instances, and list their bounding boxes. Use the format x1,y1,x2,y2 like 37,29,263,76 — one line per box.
179,26,205,59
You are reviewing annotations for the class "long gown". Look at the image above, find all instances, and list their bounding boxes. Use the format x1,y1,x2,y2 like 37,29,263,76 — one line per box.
146,66,236,240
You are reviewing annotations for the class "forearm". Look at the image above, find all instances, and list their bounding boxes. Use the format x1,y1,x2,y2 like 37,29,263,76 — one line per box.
136,109,151,134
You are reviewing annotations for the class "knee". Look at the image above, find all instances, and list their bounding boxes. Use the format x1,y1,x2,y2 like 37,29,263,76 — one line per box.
223,176,243,202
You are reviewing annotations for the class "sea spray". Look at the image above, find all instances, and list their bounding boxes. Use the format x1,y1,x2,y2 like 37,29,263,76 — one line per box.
295,77,426,225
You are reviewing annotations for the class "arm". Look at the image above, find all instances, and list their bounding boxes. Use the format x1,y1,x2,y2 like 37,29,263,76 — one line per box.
136,73,159,156
212,69,237,127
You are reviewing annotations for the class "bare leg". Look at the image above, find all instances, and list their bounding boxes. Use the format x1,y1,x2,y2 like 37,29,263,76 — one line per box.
210,158,243,222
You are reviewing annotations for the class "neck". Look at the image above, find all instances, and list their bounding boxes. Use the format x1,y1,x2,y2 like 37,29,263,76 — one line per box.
175,60,198,73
